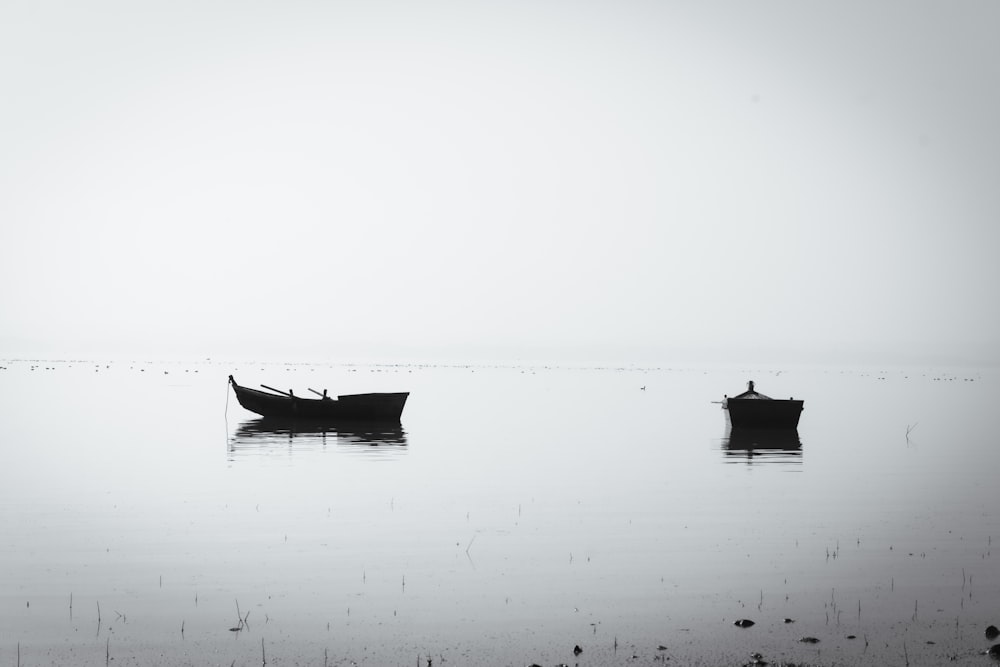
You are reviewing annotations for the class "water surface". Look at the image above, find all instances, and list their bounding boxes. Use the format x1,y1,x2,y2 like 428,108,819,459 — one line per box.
1,360,996,665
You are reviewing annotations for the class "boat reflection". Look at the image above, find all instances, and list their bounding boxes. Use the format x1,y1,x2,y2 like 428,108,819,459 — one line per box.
722,427,802,464
229,418,408,460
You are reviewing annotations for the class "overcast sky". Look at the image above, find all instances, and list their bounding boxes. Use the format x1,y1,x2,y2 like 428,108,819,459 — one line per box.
2,1,998,364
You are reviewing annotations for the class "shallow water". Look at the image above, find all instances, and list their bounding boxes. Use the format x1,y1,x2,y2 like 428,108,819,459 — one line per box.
0,359,997,665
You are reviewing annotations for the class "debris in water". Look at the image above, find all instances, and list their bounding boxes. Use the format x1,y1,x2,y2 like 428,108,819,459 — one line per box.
734,619,755,628
799,637,820,644
573,645,583,655
783,618,795,624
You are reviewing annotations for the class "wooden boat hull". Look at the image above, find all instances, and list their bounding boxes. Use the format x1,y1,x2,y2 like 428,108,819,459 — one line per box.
723,380,803,429
229,377,408,422
725,397,803,429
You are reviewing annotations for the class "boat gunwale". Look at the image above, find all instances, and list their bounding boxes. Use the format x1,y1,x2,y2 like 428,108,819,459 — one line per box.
229,376,409,404
228,375,409,422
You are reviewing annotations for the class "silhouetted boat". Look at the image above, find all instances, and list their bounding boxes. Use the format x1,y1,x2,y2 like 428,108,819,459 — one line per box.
229,375,408,422
723,380,803,429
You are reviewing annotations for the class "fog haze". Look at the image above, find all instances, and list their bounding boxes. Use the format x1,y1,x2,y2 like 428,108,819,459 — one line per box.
2,1,998,364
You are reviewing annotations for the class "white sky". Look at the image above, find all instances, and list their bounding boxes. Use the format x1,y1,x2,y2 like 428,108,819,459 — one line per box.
2,1,998,364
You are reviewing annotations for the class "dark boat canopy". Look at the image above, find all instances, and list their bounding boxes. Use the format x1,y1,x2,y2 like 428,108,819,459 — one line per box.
732,380,774,400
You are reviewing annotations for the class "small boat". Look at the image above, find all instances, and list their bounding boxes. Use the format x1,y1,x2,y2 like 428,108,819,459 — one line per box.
229,375,408,422
723,380,803,429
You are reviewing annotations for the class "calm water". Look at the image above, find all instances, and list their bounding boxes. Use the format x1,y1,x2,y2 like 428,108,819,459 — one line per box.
1,359,997,666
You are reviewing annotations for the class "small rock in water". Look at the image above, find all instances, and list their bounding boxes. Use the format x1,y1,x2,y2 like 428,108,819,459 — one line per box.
799,637,820,644
573,645,583,655
988,644,1000,659
783,618,795,624
734,619,755,628
987,625,1000,640
846,635,857,639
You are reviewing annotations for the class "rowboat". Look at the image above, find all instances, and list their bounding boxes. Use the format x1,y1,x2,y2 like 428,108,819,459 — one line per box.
229,375,408,422
723,380,803,429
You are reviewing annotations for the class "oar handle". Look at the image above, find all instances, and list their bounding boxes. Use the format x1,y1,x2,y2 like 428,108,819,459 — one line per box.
261,384,293,397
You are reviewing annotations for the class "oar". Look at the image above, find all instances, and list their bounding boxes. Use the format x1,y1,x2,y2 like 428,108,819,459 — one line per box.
261,384,293,397
307,388,328,399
